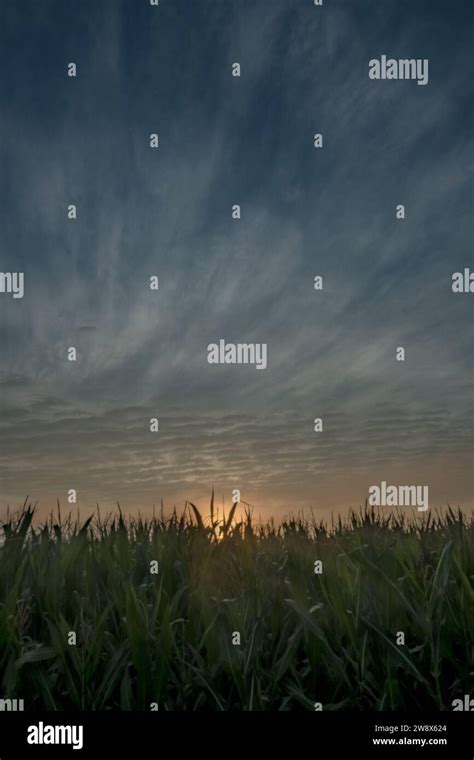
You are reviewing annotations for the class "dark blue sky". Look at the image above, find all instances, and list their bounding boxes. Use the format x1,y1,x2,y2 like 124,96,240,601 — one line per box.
0,0,472,517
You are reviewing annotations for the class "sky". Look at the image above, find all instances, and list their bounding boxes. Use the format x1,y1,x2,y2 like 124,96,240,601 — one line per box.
0,0,472,521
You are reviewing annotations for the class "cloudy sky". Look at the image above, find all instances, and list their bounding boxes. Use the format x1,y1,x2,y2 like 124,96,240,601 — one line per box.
0,0,472,520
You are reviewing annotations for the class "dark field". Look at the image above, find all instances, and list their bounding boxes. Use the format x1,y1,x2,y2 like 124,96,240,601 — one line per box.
0,500,472,711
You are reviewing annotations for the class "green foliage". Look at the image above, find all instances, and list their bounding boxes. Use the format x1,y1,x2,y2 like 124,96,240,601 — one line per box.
0,500,472,711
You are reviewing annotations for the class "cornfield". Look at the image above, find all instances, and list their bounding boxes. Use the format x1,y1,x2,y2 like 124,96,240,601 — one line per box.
0,497,472,711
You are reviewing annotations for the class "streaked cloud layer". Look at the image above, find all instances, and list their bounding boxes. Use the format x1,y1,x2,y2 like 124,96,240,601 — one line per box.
0,0,472,518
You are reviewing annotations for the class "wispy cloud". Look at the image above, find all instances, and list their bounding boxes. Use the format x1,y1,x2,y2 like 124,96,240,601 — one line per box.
0,0,472,515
